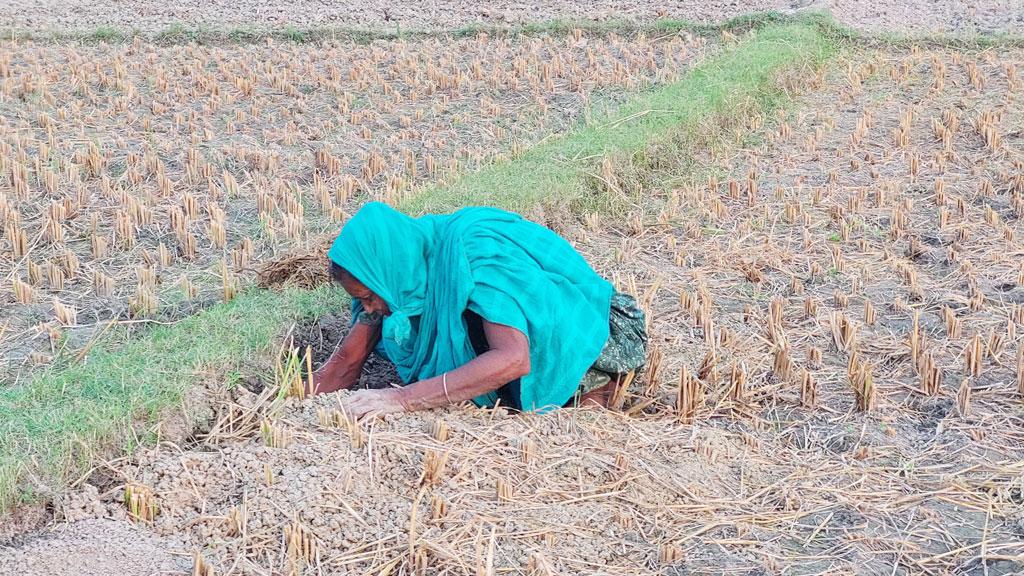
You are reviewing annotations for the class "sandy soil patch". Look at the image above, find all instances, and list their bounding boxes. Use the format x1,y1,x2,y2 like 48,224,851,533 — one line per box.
0,518,188,576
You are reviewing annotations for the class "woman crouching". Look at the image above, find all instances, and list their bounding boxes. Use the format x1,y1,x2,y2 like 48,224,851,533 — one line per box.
311,202,646,418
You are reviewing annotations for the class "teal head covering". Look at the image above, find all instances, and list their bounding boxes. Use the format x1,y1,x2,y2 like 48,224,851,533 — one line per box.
328,202,613,412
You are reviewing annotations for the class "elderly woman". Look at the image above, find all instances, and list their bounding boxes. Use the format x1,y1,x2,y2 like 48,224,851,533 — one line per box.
311,202,646,418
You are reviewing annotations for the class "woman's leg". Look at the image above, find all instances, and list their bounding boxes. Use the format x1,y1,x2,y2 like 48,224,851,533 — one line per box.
578,375,616,407
574,292,648,409
573,370,640,408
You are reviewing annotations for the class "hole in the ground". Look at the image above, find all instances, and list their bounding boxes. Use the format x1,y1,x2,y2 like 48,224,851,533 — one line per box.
292,313,348,367
238,375,265,395
291,314,402,390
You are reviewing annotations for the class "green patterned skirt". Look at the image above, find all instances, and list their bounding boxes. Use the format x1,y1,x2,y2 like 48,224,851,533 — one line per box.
577,292,648,395
371,291,648,409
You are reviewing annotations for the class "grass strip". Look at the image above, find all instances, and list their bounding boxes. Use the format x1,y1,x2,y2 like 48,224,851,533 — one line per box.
0,287,346,510
400,19,837,215
12,11,812,46
0,15,838,513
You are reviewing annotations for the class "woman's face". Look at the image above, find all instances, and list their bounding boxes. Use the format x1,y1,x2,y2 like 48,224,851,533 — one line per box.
339,273,391,317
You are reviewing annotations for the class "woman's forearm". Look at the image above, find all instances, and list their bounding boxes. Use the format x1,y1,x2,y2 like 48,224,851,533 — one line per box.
396,348,528,411
396,320,530,411
312,322,379,394
339,320,530,418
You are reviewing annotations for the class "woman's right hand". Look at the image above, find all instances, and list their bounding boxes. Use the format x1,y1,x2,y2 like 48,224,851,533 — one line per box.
343,387,408,419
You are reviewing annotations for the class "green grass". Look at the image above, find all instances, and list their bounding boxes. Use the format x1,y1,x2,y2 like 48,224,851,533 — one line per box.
281,26,309,43
0,15,840,514
151,22,222,44
0,287,346,510
8,10,1024,48
86,25,126,42
400,20,836,215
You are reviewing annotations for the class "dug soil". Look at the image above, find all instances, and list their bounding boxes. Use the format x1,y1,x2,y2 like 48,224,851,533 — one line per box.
290,312,402,390
0,520,189,576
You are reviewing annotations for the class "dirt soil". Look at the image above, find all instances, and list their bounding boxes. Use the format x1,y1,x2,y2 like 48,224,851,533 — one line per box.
291,312,402,390
1,0,1022,35
0,519,189,576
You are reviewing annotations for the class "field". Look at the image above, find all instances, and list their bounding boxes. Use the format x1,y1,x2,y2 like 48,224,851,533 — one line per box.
2,5,1024,576
0,0,1018,35
0,28,708,376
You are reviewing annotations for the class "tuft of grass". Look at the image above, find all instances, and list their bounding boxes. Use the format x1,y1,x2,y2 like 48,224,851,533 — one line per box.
227,26,259,43
154,22,193,43
868,29,1024,49
400,20,837,216
281,26,308,43
85,25,126,43
0,286,347,511
151,22,219,44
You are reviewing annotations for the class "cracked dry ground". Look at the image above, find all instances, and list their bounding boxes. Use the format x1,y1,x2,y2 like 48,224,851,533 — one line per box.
4,45,1024,576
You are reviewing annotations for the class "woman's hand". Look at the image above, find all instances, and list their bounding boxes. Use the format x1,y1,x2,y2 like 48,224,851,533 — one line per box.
342,387,408,419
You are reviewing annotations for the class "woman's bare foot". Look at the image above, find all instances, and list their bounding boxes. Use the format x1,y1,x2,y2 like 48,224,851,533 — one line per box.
577,376,623,408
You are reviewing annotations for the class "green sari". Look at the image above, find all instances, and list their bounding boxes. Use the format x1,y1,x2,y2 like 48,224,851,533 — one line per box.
328,202,614,412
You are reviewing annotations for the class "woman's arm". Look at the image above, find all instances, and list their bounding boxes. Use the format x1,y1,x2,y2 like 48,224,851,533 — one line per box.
342,320,530,417
310,320,380,395
398,320,530,411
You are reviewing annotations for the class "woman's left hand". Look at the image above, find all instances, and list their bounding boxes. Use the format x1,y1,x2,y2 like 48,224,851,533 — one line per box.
342,387,408,420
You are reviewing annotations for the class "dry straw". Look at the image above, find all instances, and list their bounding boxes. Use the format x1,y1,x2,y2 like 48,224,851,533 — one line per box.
849,356,875,412
831,312,857,351
284,515,320,569
676,366,702,423
496,477,513,502
728,362,747,403
419,450,449,486
799,368,817,408
956,379,971,417
964,334,983,378
431,418,450,443
260,419,292,448
192,551,214,576
918,351,942,395
658,542,684,565
1017,345,1024,397
123,484,158,522
53,298,77,326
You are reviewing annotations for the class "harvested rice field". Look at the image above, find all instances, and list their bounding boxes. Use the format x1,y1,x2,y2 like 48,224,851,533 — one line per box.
0,30,706,377
2,8,1024,576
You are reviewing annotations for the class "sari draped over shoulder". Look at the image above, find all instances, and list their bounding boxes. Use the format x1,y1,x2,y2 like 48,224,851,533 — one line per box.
328,202,613,412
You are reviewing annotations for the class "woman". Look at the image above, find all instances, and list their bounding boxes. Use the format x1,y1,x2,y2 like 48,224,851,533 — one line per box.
311,202,646,418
